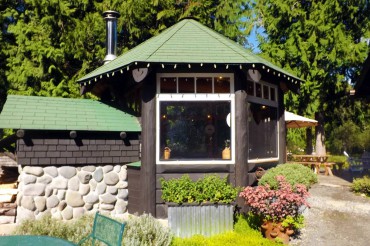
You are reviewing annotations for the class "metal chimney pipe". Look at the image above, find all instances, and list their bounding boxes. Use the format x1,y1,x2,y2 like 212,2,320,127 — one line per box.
103,10,120,64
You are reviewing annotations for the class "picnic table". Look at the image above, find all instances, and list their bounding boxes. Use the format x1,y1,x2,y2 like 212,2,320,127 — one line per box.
290,154,335,176
0,235,75,246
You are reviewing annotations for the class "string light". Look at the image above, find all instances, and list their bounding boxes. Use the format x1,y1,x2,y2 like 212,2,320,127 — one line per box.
188,64,191,68
147,63,150,67
252,64,255,68
214,64,217,68
127,66,129,71
120,69,123,73
162,64,164,68
239,65,242,69
174,64,177,69
226,65,229,69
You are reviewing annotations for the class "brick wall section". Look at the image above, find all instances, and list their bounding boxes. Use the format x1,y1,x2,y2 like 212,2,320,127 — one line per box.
16,131,140,166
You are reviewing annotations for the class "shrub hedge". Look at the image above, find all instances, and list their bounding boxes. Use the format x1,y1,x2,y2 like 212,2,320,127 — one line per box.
351,175,370,197
14,213,172,246
259,163,317,189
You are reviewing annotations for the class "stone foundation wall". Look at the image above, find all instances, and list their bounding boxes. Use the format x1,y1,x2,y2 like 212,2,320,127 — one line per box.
16,164,128,222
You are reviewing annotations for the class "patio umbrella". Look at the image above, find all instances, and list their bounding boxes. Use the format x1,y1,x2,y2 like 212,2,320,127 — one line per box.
284,111,318,128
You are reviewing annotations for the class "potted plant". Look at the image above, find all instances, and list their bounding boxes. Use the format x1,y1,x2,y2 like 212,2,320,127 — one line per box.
160,174,238,237
239,175,309,244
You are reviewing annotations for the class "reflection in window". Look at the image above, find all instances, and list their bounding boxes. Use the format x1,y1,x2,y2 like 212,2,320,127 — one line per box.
214,77,230,93
160,77,177,93
248,103,277,159
196,77,212,93
178,77,195,93
160,101,231,160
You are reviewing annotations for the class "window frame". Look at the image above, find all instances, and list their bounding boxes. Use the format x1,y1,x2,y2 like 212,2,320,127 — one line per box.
156,73,235,165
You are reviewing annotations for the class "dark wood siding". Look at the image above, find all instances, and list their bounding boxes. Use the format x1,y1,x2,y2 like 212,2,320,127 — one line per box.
127,166,144,214
16,131,140,166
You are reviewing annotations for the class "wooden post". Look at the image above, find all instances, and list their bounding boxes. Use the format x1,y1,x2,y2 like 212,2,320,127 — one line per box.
140,73,157,216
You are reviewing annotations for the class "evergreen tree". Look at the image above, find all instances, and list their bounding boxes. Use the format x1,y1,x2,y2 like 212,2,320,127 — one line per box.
248,0,370,154
1,0,249,104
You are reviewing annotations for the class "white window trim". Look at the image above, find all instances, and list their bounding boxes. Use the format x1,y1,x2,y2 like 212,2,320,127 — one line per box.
156,73,235,165
247,81,280,163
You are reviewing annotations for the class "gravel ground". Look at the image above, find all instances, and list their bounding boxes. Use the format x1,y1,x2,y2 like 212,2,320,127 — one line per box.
290,172,370,246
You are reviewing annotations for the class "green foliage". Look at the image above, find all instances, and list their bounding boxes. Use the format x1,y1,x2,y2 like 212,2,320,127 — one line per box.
171,215,280,246
123,213,173,246
327,121,370,155
281,215,305,230
248,0,370,154
351,176,370,197
160,174,238,204
259,163,318,189
13,214,94,243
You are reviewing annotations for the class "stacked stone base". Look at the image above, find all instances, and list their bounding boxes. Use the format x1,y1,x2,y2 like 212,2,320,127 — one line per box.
17,165,128,222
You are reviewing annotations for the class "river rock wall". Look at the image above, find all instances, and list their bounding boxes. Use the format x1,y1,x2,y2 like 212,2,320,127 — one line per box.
16,164,128,222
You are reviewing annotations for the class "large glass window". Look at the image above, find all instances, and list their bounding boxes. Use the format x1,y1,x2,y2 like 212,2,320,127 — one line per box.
248,103,278,159
157,73,234,163
159,101,231,160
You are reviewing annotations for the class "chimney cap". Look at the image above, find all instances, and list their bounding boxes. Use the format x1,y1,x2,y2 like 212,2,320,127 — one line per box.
103,10,120,19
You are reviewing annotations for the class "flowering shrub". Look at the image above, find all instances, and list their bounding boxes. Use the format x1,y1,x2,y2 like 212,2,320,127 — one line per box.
239,175,309,228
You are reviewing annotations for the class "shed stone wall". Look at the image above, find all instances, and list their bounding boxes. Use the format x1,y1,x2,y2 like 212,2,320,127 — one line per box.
16,164,128,222
14,131,140,222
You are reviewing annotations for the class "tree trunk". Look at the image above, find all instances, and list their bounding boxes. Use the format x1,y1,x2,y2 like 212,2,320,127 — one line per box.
315,112,326,155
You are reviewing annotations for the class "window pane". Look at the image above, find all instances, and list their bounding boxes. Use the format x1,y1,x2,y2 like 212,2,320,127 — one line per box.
214,77,230,93
247,80,254,95
160,101,231,160
270,87,276,101
160,77,177,93
196,77,212,93
178,77,195,93
263,85,269,99
248,103,277,159
255,83,262,98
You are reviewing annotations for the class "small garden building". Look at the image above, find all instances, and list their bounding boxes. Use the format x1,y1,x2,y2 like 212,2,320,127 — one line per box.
0,16,302,220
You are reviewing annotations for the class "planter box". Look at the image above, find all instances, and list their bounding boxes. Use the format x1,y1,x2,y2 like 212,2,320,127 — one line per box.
168,203,234,238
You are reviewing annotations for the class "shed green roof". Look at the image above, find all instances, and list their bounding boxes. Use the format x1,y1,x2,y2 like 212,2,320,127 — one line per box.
78,18,301,83
0,95,141,132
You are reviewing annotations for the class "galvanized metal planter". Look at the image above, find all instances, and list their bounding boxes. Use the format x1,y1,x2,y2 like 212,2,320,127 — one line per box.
167,203,234,238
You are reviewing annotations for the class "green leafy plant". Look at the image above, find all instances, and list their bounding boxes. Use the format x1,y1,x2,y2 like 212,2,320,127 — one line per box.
351,175,370,197
160,174,238,204
171,215,280,246
123,213,173,246
259,163,317,190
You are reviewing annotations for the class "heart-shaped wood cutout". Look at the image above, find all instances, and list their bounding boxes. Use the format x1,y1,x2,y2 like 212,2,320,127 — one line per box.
132,68,148,82
248,69,262,82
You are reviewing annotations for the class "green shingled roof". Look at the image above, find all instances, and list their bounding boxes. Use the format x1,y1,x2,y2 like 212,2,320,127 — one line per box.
0,95,141,132
78,18,301,83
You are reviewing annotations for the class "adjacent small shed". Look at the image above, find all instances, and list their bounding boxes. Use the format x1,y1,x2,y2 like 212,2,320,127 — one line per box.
0,95,141,222
77,18,303,218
